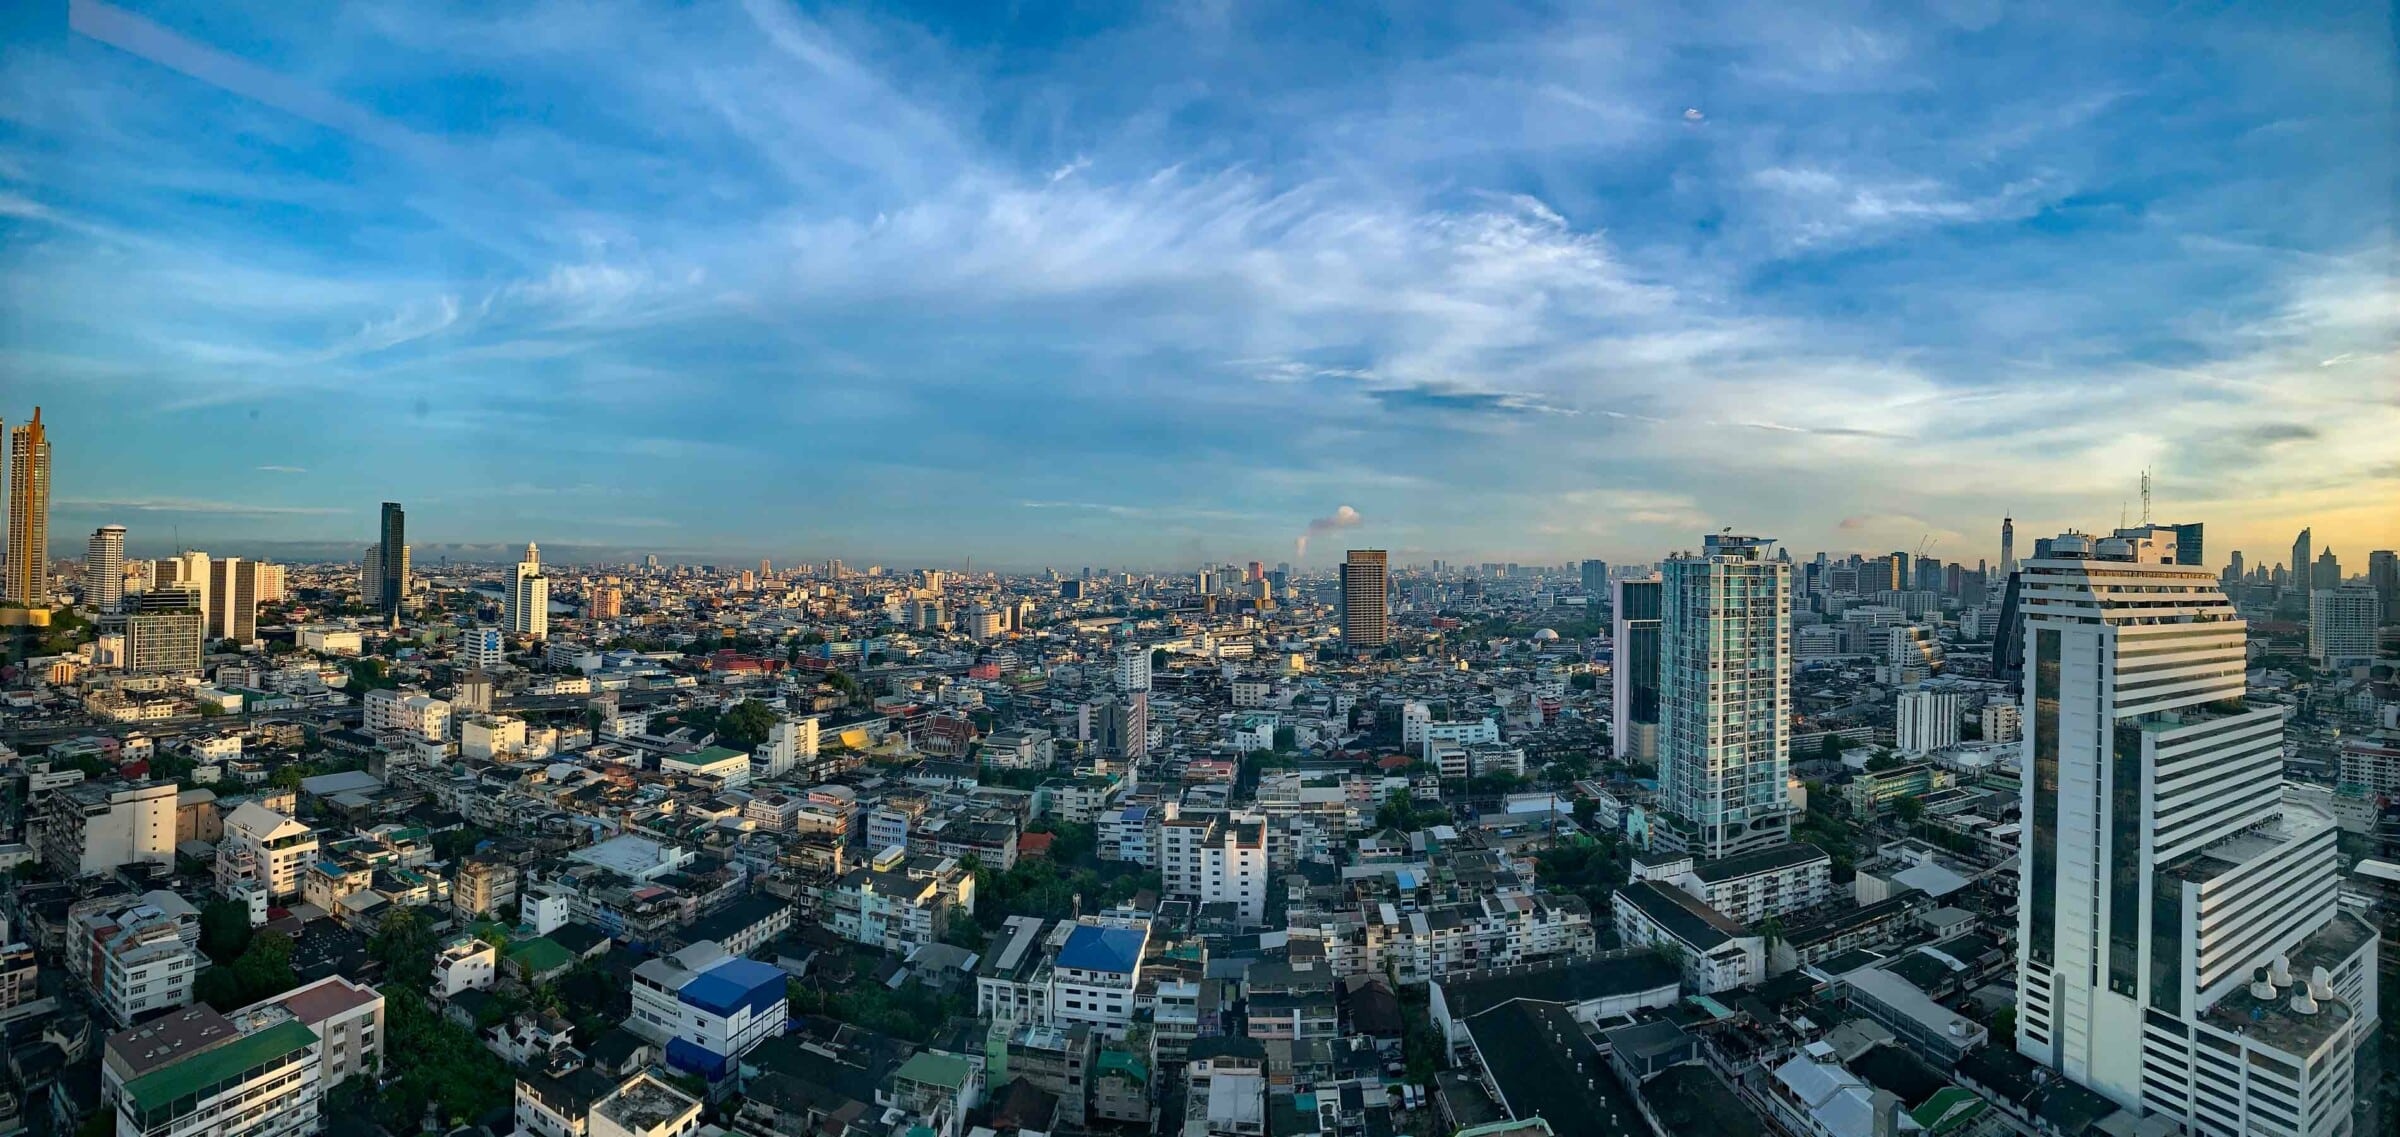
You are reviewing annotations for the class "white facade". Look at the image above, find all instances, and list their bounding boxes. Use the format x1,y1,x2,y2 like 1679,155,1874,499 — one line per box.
107,1006,322,1137
1115,644,1151,692
751,717,818,780
365,687,451,742
2014,527,2376,1137
433,936,498,997
1895,689,1966,754
1160,815,1267,924
507,543,550,638
461,714,529,760
216,801,318,901
87,524,126,612
460,627,507,670
2306,587,2378,669
1657,534,1792,858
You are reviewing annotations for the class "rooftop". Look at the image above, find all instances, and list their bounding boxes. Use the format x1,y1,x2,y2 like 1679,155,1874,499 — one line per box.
121,1018,317,1117
595,1073,701,1133
1056,923,1146,974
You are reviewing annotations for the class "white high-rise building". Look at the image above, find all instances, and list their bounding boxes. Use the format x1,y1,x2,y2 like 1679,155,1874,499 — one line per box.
86,524,126,613
2015,527,2376,1137
1895,689,1966,754
1160,814,1267,924
2306,586,2379,671
1656,534,1791,858
507,542,549,638
1115,642,1151,693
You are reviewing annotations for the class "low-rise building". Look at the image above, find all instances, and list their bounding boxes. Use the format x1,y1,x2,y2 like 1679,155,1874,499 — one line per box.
102,1004,322,1137
1610,881,1762,994
627,941,789,1082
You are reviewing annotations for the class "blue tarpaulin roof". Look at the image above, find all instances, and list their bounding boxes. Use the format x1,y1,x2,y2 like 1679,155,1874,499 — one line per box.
678,957,788,1018
1056,924,1144,974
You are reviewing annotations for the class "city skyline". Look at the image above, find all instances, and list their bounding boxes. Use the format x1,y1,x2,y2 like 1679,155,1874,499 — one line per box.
1,3,2392,566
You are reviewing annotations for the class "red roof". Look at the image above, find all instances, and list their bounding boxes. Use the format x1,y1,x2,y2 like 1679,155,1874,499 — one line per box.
1018,833,1055,858
1376,755,1413,770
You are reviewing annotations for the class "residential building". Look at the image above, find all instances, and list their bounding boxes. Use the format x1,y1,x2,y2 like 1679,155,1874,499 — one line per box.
205,556,267,643
1050,919,1149,1033
215,801,317,902
1896,689,1966,754
86,524,126,613
2307,586,2379,669
102,1004,322,1137
236,976,385,1088
73,891,202,1027
1115,642,1151,692
1611,880,1763,994
365,686,451,742
508,542,551,638
461,627,507,671
1656,533,1792,858
821,848,976,955
123,588,204,674
2014,526,2377,1136
1340,550,1388,651
1161,814,1268,924
454,857,520,921
3,409,48,606
433,935,499,997
1635,842,1833,925
44,780,175,877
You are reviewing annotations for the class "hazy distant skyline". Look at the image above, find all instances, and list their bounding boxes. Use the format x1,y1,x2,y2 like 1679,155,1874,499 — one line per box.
2,1,2393,568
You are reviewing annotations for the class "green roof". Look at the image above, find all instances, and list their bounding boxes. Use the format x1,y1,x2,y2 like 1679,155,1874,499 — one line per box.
507,935,577,974
121,1020,317,1121
894,1051,973,1091
1096,1050,1149,1085
1910,1088,1990,1134
691,746,748,763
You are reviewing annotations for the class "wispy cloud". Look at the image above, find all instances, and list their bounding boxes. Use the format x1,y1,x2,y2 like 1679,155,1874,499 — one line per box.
254,465,307,474
57,498,348,516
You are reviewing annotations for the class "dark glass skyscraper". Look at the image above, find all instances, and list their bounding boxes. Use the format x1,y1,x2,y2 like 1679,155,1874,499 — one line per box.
378,501,406,627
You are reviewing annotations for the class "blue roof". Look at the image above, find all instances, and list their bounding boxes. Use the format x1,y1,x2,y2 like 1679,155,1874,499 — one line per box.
678,957,789,1018
1056,924,1144,974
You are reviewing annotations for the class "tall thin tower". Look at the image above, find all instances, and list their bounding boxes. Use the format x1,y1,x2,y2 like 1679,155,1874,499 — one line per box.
3,408,51,606
506,542,549,638
1657,533,1791,858
2014,527,2373,1133
2000,515,2016,576
85,524,126,613
377,502,407,628
1339,550,1389,651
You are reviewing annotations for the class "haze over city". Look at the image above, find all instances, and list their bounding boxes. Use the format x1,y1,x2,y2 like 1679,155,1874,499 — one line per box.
2,1,2394,568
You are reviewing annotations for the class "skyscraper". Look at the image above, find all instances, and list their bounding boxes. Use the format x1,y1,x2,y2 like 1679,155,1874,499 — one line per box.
2000,516,2016,575
2370,550,2398,619
85,524,126,613
3,408,51,605
2291,527,2311,596
1580,559,1608,596
1611,576,1662,764
1656,533,1791,858
376,502,407,627
2014,527,2373,1133
506,542,549,638
2309,587,2379,670
206,556,265,643
2166,521,2204,568
2226,550,2244,584
2311,547,2340,591
1339,549,1388,651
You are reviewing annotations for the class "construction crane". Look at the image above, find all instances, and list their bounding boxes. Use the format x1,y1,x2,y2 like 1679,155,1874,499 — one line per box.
1916,534,1938,559
2140,468,2153,526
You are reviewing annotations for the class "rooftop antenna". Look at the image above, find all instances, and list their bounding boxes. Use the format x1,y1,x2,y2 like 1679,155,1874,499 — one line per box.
2139,468,2152,526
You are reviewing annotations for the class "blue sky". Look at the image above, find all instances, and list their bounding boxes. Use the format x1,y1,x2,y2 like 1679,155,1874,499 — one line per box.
1,0,2393,570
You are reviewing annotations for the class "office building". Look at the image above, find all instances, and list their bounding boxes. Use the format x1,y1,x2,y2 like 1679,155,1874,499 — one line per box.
2226,550,2245,584
206,556,267,643
362,542,409,613
2014,527,2375,1136
3,408,49,605
1339,549,1389,650
2311,547,2341,591
1895,689,1966,754
2292,527,2311,597
44,780,175,877
123,587,205,674
1097,694,1148,761
507,542,550,638
2369,550,2398,619
2167,522,2204,568
103,1003,323,1137
628,940,789,1081
1612,577,1662,763
1580,559,1608,595
1656,534,1792,858
461,626,506,670
2308,587,2379,670
376,501,407,626
86,524,126,612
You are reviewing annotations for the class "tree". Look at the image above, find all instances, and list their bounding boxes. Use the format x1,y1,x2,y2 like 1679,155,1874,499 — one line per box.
271,764,307,791
1893,795,1927,823
1817,735,1847,762
1864,751,1905,773
200,900,254,965
370,908,438,986
718,699,778,749
1993,1005,2017,1046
